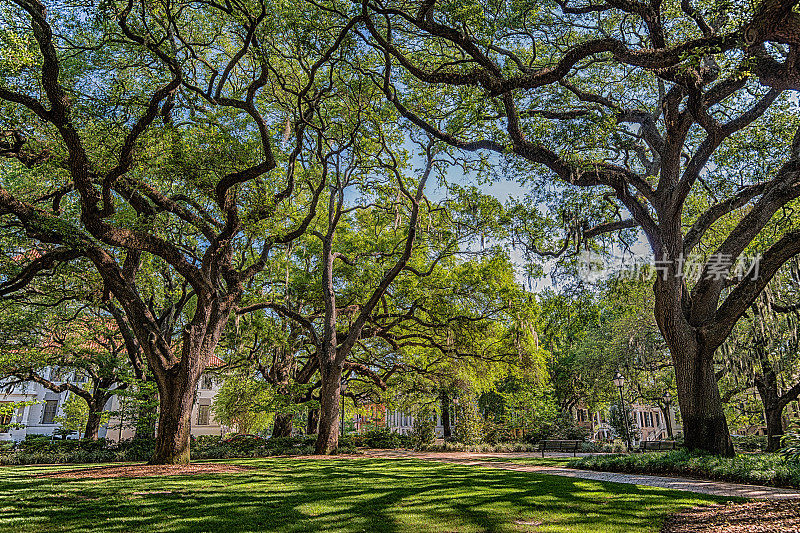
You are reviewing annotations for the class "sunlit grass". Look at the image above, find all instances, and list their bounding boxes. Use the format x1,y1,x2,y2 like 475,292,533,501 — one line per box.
570,450,800,488
0,457,734,532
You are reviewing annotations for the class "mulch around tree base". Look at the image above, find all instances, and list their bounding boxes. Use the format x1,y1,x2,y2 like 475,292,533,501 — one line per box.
662,500,800,532
36,463,253,479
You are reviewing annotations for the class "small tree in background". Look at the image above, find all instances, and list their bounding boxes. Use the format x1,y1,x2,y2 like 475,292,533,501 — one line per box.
454,394,483,445
54,391,89,437
212,376,273,435
609,401,639,448
411,407,436,449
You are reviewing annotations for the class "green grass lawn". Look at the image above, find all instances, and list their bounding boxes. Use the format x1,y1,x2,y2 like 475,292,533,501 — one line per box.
0,458,734,533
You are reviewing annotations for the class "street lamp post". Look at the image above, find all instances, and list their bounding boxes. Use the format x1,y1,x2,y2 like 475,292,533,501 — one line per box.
662,391,673,439
613,372,632,452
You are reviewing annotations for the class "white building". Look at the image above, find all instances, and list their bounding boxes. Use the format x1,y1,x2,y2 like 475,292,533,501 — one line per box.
0,367,226,442
573,402,680,444
357,407,450,437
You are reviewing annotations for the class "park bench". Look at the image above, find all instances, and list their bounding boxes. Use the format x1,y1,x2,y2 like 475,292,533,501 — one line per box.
538,439,582,457
639,440,677,452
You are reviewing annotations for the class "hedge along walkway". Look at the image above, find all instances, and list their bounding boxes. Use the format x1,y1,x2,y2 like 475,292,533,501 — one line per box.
355,450,800,500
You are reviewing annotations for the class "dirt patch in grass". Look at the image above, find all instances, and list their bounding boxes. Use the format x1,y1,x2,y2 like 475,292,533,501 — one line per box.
36,463,252,480
662,500,800,532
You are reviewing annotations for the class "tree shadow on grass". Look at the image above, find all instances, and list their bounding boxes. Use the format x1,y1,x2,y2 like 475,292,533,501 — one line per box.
0,458,732,533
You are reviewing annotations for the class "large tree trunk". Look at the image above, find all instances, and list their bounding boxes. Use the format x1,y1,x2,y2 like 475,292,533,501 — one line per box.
440,391,451,439
315,234,342,455
150,371,197,465
673,345,734,456
145,298,232,464
83,401,104,440
655,259,734,457
753,346,789,452
273,413,294,438
764,403,785,452
314,362,342,454
307,408,319,435
755,374,786,452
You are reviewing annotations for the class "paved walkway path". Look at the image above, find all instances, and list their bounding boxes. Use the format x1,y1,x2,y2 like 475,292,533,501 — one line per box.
355,450,800,500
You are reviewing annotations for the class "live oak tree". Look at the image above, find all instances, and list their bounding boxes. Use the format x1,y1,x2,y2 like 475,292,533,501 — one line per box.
218,311,317,437
231,208,538,447
0,0,353,462
358,0,800,455
720,260,800,451
0,258,138,440
211,374,274,435
538,288,611,414
234,111,535,452
0,305,134,440
240,128,443,453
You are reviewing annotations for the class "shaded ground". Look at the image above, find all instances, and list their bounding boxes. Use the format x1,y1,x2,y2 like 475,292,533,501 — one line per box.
0,457,729,532
661,500,800,532
39,463,252,479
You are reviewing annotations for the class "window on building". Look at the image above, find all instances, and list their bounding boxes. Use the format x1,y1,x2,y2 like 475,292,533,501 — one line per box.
42,400,59,424
49,368,66,382
197,405,211,426
201,376,213,390
73,372,87,383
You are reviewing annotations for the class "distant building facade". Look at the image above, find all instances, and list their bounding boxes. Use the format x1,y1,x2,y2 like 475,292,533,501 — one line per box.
0,367,226,442
355,406,451,437
572,402,680,445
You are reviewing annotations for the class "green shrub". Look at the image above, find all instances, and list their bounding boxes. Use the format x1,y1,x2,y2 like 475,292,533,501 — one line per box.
569,450,800,488
580,441,626,453
524,414,589,444
0,433,363,465
411,412,436,449
781,426,800,463
453,394,483,445
345,428,415,449
732,434,767,452
265,435,317,450
481,415,519,444
421,441,538,453
114,438,156,461
361,428,402,448
16,436,111,454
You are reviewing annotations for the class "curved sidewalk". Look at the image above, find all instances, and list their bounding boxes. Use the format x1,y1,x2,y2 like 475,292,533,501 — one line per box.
357,450,800,500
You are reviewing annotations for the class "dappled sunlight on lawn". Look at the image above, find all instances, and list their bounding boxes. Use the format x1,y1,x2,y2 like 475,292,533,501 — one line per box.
0,458,732,532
